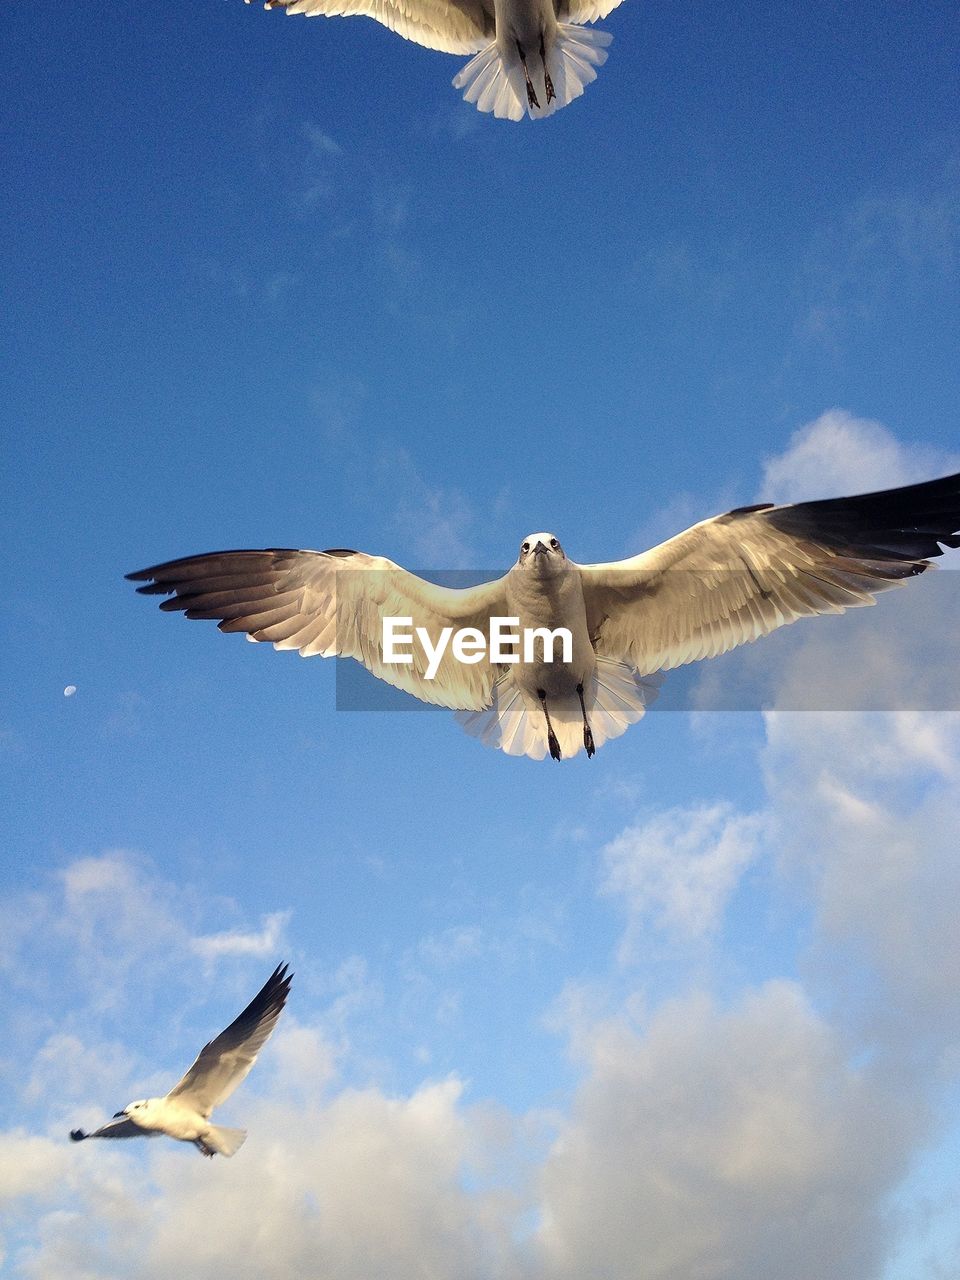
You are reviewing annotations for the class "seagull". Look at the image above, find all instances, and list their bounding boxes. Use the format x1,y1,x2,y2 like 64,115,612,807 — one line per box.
246,0,624,120
70,964,292,1158
127,471,960,762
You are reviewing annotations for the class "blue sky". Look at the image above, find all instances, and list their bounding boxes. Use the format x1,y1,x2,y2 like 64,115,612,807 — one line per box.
2,0,960,1275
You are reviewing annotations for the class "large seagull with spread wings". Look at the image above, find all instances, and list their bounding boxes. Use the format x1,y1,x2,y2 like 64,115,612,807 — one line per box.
246,0,623,120
70,964,292,1157
128,472,960,762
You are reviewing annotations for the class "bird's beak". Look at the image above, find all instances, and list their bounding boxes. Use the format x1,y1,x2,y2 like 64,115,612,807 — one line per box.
113,1110,126,1118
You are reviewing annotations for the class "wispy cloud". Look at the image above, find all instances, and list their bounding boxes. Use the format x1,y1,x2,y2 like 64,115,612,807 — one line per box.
379,445,477,567
192,909,291,960
795,167,960,349
303,124,343,158
602,802,765,951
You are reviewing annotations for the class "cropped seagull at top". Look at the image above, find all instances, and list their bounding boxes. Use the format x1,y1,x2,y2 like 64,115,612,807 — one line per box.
70,964,292,1158
128,471,960,762
245,0,625,121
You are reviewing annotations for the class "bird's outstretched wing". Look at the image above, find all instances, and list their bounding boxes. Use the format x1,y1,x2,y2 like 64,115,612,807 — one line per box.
578,472,960,674
166,964,293,1117
127,548,509,711
251,0,493,55
69,1117,156,1141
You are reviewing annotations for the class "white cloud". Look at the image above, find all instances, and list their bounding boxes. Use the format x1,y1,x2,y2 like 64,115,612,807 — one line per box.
44,852,190,1013
21,1033,137,1118
192,910,291,960
0,1131,73,1199
762,709,960,1051
45,853,291,992
748,419,960,1051
603,803,765,948
759,409,959,506
1,784,956,1280
3,1074,518,1280
535,982,919,1280
417,925,487,967
266,1022,339,1102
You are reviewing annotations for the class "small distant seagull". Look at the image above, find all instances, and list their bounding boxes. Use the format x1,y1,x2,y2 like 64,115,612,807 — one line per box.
128,472,960,762
245,0,624,121
63,685,77,697
70,964,291,1158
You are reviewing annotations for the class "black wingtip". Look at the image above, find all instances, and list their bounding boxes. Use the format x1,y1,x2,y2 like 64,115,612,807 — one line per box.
764,470,960,563
265,961,294,1010
69,1129,87,1142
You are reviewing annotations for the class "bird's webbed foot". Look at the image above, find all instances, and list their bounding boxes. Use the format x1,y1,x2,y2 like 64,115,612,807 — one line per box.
195,1139,215,1158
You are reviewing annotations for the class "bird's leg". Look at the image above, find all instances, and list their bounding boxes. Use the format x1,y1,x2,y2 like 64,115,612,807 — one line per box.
194,1138,215,1158
537,688,562,761
540,33,556,103
576,684,595,758
516,41,541,109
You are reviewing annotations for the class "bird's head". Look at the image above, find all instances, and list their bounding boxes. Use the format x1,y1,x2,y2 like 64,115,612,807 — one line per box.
517,533,566,575
114,1099,150,1119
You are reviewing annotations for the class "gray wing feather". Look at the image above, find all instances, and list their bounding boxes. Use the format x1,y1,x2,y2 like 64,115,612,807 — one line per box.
556,0,625,23
256,0,493,55
70,1117,155,1141
166,964,293,1116
579,472,960,673
127,548,509,711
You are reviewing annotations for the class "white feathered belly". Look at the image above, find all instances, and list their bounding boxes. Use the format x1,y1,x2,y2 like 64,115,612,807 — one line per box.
507,574,593,696
513,644,594,700
153,1101,205,1141
494,0,557,55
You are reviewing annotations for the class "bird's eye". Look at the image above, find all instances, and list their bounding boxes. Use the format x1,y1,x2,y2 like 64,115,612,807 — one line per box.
550,539,559,549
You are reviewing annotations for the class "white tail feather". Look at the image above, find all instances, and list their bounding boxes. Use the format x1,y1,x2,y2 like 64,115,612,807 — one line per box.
456,659,661,760
453,23,612,121
204,1125,247,1157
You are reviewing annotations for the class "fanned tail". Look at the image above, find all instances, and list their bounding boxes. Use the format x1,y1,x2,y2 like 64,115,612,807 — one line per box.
203,1125,247,1157
546,24,613,115
455,660,661,760
453,44,525,121
590,658,664,747
456,673,548,758
453,24,612,121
